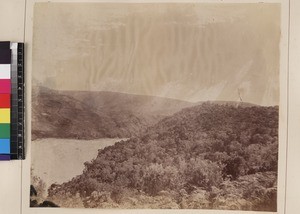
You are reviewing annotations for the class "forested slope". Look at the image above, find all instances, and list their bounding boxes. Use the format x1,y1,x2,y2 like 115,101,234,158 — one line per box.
47,103,278,211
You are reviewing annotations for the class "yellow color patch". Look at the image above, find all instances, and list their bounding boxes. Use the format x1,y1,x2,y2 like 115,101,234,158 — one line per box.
0,109,10,123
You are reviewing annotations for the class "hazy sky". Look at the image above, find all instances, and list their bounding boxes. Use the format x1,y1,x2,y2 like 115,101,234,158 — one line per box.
33,3,280,106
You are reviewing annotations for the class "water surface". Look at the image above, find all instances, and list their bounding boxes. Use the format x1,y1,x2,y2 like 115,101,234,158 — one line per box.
31,138,125,189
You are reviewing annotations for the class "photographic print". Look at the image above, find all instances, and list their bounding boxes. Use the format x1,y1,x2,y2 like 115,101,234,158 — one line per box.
30,3,280,211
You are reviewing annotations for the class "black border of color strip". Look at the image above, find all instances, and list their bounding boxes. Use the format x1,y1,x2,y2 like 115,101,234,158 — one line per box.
17,43,25,160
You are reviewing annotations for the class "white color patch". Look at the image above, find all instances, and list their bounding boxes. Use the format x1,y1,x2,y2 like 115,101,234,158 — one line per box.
0,64,11,79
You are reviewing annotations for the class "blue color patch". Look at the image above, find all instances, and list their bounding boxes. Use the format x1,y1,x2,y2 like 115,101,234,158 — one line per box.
0,139,10,154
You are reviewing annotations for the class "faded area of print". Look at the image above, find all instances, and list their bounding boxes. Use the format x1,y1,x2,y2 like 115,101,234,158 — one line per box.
31,3,280,211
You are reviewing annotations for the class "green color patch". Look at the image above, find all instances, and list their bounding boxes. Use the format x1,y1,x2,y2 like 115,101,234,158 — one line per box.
0,124,10,138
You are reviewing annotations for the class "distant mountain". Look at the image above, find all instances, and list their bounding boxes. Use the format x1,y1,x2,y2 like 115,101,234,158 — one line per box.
48,103,278,210
61,90,194,118
32,87,115,140
32,87,194,140
32,86,262,140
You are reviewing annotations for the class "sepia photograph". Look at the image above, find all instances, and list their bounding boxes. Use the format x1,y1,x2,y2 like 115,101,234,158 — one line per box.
30,3,280,211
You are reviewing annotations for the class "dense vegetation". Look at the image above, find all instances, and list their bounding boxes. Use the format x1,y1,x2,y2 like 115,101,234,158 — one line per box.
46,103,278,211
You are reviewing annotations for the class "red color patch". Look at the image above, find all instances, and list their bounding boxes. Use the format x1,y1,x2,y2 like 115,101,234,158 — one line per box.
0,94,10,108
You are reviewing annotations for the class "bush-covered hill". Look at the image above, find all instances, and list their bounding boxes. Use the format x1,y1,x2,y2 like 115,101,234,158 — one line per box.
32,87,194,140
47,103,278,211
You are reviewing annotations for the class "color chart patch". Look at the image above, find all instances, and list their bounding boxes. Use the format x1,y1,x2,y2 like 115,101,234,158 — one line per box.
0,65,10,78
0,94,10,108
0,41,25,160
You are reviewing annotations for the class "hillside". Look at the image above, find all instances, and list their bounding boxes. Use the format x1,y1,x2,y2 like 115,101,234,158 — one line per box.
32,87,194,140
46,103,278,211
61,90,194,117
32,88,112,140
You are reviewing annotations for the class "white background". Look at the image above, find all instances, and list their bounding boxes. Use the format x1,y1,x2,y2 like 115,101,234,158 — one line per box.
0,0,299,214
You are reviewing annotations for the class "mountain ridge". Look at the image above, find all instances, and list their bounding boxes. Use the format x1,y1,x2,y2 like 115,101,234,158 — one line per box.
32,86,270,141
32,87,193,140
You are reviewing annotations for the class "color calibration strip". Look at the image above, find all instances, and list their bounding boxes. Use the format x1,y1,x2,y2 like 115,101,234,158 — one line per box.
0,41,25,160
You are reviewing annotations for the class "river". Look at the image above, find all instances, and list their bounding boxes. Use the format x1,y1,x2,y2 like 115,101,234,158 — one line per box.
31,138,125,189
